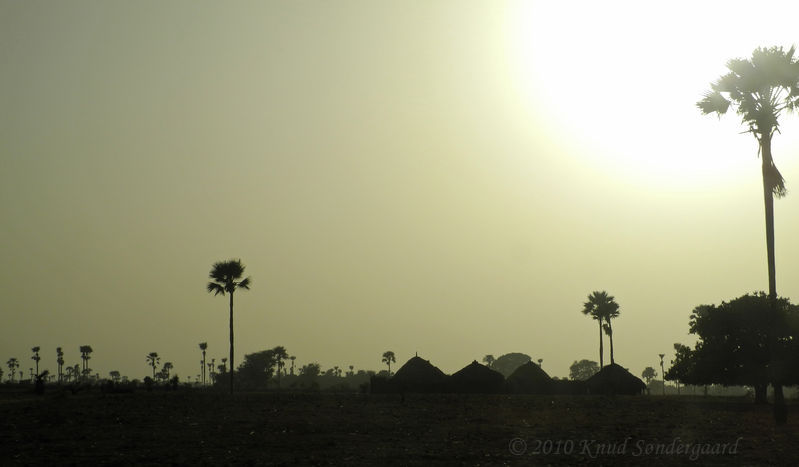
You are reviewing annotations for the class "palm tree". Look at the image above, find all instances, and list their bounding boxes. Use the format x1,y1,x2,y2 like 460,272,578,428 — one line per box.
31,346,40,376
698,46,799,300
381,351,396,375
348,365,354,377
659,354,665,396
79,345,93,380
602,298,621,365
582,291,618,368
163,362,173,379
199,342,208,386
482,354,495,369
7,358,19,382
537,358,543,368
146,352,160,378
221,357,228,375
289,356,296,375
56,347,64,383
698,46,799,424
207,259,251,394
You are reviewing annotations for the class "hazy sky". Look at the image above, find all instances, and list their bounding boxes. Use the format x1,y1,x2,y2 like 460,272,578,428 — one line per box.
3,1,799,381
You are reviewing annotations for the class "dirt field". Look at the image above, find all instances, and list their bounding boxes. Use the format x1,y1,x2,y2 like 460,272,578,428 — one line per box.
1,389,797,465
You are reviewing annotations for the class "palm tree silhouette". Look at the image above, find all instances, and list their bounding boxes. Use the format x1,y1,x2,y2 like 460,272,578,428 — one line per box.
79,345,93,381
289,356,296,375
146,352,160,379
382,351,396,376
56,347,64,383
31,347,40,376
207,259,251,394
698,46,799,300
697,46,799,424
348,365,354,377
6,358,19,382
658,354,665,396
582,291,618,368
163,362,173,379
199,342,208,386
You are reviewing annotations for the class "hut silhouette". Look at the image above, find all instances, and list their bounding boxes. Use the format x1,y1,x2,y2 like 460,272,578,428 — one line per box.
391,355,447,393
447,360,505,393
506,361,552,394
585,363,646,395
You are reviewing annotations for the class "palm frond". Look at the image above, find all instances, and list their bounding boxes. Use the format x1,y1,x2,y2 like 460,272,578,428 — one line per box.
697,91,730,115
207,282,226,296
238,277,251,290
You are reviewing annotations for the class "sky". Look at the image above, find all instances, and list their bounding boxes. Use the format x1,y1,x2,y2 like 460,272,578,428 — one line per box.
3,1,799,382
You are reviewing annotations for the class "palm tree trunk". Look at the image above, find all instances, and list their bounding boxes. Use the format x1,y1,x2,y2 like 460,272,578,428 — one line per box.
607,319,615,365
229,291,234,394
598,319,604,369
761,136,777,299
761,134,787,424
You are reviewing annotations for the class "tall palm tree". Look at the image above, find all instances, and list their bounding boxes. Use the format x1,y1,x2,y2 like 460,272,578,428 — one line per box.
199,342,208,385
698,46,799,424
698,46,799,300
601,297,621,365
381,351,396,375
31,347,40,376
146,352,160,378
7,358,19,382
289,356,296,375
582,291,616,369
56,347,64,383
658,354,665,396
207,259,251,394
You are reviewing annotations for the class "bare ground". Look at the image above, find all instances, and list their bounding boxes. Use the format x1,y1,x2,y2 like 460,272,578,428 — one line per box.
1,389,797,466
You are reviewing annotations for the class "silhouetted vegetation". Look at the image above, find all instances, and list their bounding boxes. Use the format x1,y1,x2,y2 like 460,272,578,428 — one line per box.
569,359,599,381
698,46,799,424
207,259,251,394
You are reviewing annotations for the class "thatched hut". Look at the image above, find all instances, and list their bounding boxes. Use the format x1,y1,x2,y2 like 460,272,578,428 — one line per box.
585,363,646,395
506,361,552,394
447,360,505,393
391,356,447,393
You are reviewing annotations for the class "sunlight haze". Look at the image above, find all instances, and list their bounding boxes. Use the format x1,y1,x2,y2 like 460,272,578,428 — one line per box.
3,1,799,382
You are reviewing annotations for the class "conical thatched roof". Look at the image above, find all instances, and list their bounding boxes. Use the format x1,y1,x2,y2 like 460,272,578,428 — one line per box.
447,360,505,393
586,363,646,395
506,361,552,394
391,356,446,392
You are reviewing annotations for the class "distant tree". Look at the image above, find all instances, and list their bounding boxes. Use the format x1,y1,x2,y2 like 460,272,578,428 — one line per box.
348,365,355,377
221,357,228,374
641,367,657,385
199,342,208,385
492,353,531,378
146,352,160,379
207,259,251,394
109,370,121,382
31,346,41,376
237,349,277,390
163,362,173,379
0,367,3,382
569,359,599,381
482,354,495,369
208,358,216,383
289,356,296,375
79,345,93,380
6,358,19,382
272,346,288,388
56,347,64,383
537,358,543,368
381,351,396,376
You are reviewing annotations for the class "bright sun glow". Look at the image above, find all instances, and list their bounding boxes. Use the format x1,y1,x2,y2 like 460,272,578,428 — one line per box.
507,1,799,192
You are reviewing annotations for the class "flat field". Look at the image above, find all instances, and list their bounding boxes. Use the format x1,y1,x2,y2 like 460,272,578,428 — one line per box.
1,389,797,465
